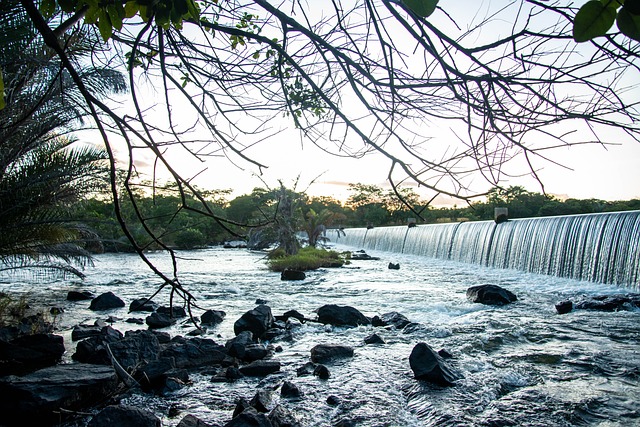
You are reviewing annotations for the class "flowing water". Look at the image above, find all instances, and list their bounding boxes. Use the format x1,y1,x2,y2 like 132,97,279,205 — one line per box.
1,214,639,426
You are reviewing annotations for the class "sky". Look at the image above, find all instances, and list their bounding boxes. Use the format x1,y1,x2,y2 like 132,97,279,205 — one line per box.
96,1,640,207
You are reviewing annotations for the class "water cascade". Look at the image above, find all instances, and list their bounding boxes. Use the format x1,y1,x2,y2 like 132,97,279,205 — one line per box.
328,211,640,288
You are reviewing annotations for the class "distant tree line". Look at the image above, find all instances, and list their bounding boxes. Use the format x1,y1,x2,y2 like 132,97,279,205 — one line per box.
71,183,640,252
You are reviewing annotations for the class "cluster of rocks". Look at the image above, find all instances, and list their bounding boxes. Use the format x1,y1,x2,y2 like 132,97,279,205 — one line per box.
0,281,531,426
555,293,640,314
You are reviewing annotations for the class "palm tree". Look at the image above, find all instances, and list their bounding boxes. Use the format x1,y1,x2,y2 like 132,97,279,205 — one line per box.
0,0,126,277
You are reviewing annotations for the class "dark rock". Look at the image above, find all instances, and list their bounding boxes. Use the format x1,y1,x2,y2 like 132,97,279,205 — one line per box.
239,359,281,377
225,407,273,427
226,330,254,358
466,284,517,305
280,380,302,399
280,269,306,281
310,344,354,363
438,348,453,359
225,367,244,381
129,298,159,312
87,404,161,427
153,330,172,344
313,364,330,379
126,317,145,325
234,305,274,339
243,344,269,362
316,304,370,327
112,330,160,369
0,333,65,375
574,294,639,312
275,309,307,323
67,290,95,301
232,398,251,418
268,405,301,427
555,300,573,314
72,326,124,365
49,306,64,316
364,333,385,344
202,309,226,326
72,324,103,341
371,311,410,329
89,292,125,311
401,322,425,334
296,361,317,377
146,312,176,329
157,306,188,318
350,251,379,260
135,357,176,389
409,342,461,386
160,337,227,369
255,298,269,305
388,262,400,270
250,388,276,413
326,395,341,406
0,364,118,425
177,414,215,427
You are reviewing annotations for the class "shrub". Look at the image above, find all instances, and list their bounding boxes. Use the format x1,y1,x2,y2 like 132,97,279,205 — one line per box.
267,247,345,272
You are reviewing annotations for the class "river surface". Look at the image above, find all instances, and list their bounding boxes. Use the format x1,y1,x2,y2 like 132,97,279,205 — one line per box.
1,245,639,426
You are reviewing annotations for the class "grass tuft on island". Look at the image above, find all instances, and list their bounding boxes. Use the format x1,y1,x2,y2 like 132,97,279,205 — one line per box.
267,246,348,272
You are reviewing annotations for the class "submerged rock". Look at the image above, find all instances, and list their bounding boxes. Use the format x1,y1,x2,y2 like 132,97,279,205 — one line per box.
467,284,517,305
316,304,370,327
238,359,281,377
201,309,226,326
129,298,158,312
177,414,215,427
67,290,94,301
574,294,640,312
409,342,461,386
371,311,411,329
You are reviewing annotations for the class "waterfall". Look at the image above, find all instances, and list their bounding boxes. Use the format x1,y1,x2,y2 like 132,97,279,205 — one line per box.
326,211,640,288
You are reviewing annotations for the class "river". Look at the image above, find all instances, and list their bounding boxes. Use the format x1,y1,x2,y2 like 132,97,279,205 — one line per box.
1,244,639,426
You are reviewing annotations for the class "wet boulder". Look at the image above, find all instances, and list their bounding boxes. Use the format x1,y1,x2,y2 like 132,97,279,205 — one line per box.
281,269,306,281
160,337,227,369
146,312,176,329
388,262,400,270
466,284,517,305
234,305,275,339
0,364,118,426
313,364,330,379
109,329,161,371
250,388,277,413
310,344,354,363
409,342,461,386
129,298,158,312
574,294,640,312
364,333,386,344
67,290,94,301
316,304,370,327
275,309,307,323
280,380,302,399
238,359,281,377
0,333,65,376
177,414,215,427
555,300,573,314
89,292,125,311
371,311,410,329
201,309,226,326
87,404,161,427
225,407,272,427
71,324,104,341
72,326,124,365
157,305,188,318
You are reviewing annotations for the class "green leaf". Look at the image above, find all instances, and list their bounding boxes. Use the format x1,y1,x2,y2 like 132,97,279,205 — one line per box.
124,1,139,18
573,0,617,42
625,0,640,15
39,0,56,18
401,0,438,18
617,7,640,40
186,0,200,22
97,13,113,41
107,5,123,31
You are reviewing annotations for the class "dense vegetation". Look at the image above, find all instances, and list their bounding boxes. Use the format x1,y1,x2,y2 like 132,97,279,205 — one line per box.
70,183,640,252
